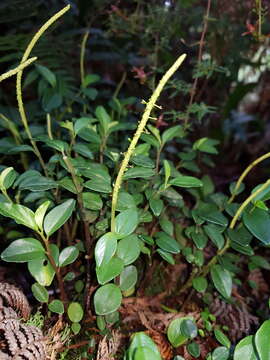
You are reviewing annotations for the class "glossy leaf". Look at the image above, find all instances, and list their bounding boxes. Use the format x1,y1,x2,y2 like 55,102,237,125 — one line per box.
210,264,232,299
1,238,45,262
28,257,55,286
167,317,193,347
155,232,181,254
204,224,225,250
94,284,122,315
157,249,175,265
95,232,118,267
96,257,124,284
44,199,75,236
82,192,103,210
123,167,155,180
233,336,258,360
0,202,37,230
115,209,138,237
128,332,162,360
31,283,49,303
212,346,230,360
170,176,203,188
34,200,51,230
59,246,79,267
36,64,56,87
116,234,141,265
0,167,17,190
120,265,138,291
243,208,270,245
254,320,270,360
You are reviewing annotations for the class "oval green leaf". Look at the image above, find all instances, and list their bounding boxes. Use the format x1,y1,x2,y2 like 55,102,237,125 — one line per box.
1,238,45,262
169,176,203,188
243,208,270,245
95,232,118,267
254,320,270,360
67,302,84,323
115,209,138,237
210,264,232,299
94,284,122,315
44,199,75,236
31,283,49,303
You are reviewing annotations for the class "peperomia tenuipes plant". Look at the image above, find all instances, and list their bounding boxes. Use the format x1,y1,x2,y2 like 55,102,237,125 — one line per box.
1,4,270,359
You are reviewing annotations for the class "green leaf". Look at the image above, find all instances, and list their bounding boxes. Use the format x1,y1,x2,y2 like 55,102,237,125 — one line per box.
82,74,100,87
18,175,57,191
162,125,184,144
35,200,51,230
67,302,84,323
192,277,208,292
155,232,181,254
95,232,118,267
0,167,17,190
204,224,225,250
167,317,193,347
31,283,49,303
82,192,103,210
123,167,155,180
120,265,138,291
71,322,81,334
214,329,231,348
96,257,124,285
134,347,161,360
250,255,270,270
58,177,78,194
191,232,208,250
243,208,270,245
210,265,232,299
94,284,122,315
84,178,112,193
131,155,155,168
187,342,200,358
0,202,37,230
48,300,64,314
157,249,175,265
115,209,138,237
128,332,162,360
1,238,45,262
150,198,164,217
180,319,198,338
116,192,136,211
254,320,270,360
198,204,228,227
148,125,162,145
28,257,55,286
251,183,270,202
95,106,111,136
36,64,56,87
59,246,79,267
160,218,174,236
170,176,203,188
212,346,230,360
44,199,75,236
141,133,160,148
233,336,258,360
163,160,171,188
116,234,141,265
193,137,219,154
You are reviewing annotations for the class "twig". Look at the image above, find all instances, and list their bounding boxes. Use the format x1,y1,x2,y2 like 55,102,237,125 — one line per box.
184,0,212,128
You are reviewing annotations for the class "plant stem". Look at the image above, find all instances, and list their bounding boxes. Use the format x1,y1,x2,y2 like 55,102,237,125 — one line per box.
16,5,70,177
40,232,67,303
47,113,53,140
184,0,211,128
228,151,270,203
110,53,187,232
80,30,90,85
